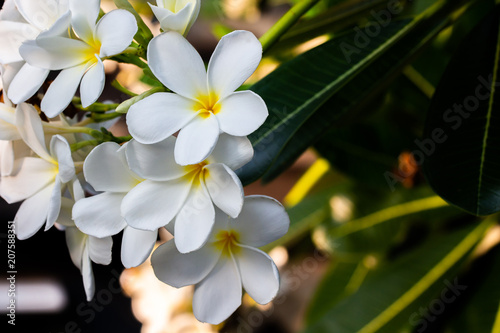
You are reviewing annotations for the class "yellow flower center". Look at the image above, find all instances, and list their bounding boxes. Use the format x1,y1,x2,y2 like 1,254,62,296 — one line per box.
183,160,209,187
194,92,221,118
213,230,240,257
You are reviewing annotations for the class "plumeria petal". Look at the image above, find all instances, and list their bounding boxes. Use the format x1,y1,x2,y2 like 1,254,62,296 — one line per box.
126,137,186,181
193,257,242,324
231,196,290,247
127,92,198,144
96,9,137,58
207,30,262,99
69,0,100,42
217,91,268,136
65,226,86,269
15,182,53,240
80,56,104,108
72,192,127,237
0,21,38,63
236,245,280,304
208,134,253,170
15,102,54,162
41,62,89,118
0,141,15,176
149,2,194,35
15,0,69,30
83,142,140,192
121,226,157,268
175,112,219,165
174,181,215,253
204,163,243,218
87,236,113,265
45,174,62,230
37,10,72,39
0,105,20,140
0,157,55,203
7,64,49,104
81,245,95,301
50,135,75,183
152,240,220,288
122,178,191,230
147,31,207,98
21,37,90,70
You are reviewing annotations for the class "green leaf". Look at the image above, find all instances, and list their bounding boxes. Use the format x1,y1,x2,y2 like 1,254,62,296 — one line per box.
238,0,463,185
303,219,493,333
423,7,500,216
238,16,411,184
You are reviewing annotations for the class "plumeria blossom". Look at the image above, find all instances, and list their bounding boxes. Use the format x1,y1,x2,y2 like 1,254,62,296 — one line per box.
0,0,70,103
72,141,158,268
127,30,268,165
19,0,137,117
152,196,290,324
58,195,113,301
122,133,252,253
0,103,78,239
149,0,200,35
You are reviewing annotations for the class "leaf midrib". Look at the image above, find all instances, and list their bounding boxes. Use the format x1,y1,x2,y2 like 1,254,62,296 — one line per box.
476,22,500,215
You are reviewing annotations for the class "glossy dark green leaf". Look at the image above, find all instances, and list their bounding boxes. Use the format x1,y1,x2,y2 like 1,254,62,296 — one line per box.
237,17,414,185
248,1,465,184
423,7,500,216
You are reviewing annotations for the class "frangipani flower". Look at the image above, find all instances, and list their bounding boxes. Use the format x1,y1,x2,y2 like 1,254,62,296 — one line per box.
123,134,252,253
127,30,268,165
151,196,290,324
58,193,113,301
19,0,137,117
0,103,78,239
149,0,200,35
72,141,158,268
0,0,70,104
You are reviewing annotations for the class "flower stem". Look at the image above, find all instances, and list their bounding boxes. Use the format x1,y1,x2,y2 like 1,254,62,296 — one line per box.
112,79,138,96
259,0,322,53
71,141,99,153
43,123,94,135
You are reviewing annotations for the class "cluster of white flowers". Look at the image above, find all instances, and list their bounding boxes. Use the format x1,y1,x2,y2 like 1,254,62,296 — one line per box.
0,0,289,325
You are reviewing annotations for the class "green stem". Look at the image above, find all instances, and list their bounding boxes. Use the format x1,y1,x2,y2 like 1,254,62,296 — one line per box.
259,0,322,53
91,112,123,122
72,97,120,112
112,79,138,96
43,123,94,135
71,140,99,152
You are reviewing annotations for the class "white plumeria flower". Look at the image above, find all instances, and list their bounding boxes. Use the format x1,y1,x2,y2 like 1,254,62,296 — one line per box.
0,103,77,239
72,141,158,268
152,195,290,324
58,196,113,301
0,0,70,104
149,0,200,35
19,0,137,117
127,30,268,166
122,133,253,253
